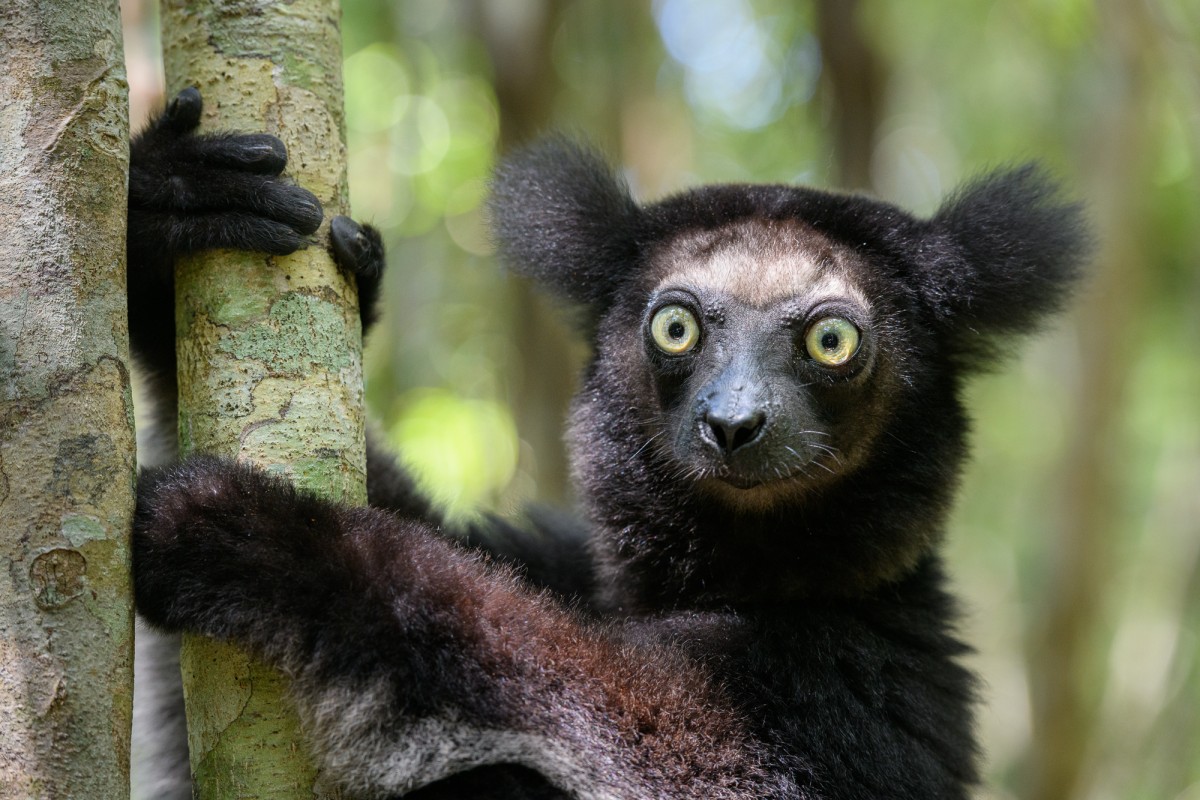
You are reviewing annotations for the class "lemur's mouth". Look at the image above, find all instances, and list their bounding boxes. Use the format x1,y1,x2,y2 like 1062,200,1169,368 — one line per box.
697,468,811,510
717,473,770,490
706,461,809,490
700,449,838,496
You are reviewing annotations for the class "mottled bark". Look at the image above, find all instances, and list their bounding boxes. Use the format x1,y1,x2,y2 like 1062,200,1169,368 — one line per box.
160,1,361,796
0,1,135,797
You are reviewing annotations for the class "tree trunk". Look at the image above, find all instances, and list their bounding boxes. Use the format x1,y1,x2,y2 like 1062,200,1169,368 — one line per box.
816,0,884,191
0,2,136,797
160,1,362,796
1024,1,1155,798
473,0,577,506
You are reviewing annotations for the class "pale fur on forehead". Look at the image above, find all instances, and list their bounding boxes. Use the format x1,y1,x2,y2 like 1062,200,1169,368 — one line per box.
652,219,870,309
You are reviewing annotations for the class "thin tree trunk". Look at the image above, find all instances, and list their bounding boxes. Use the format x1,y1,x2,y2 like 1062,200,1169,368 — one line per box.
816,0,884,191
1024,0,1155,797
159,1,361,796
474,0,577,506
0,1,136,797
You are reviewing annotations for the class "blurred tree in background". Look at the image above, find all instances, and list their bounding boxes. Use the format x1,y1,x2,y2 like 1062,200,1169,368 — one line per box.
122,1,1200,798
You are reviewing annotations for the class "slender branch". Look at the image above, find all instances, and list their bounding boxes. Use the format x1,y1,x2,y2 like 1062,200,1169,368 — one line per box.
161,1,362,795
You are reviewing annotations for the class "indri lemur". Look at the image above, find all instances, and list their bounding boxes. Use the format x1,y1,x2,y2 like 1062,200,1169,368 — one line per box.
128,89,1088,799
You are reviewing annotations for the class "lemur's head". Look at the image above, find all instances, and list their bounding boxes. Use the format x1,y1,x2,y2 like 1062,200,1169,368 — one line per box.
490,138,1088,606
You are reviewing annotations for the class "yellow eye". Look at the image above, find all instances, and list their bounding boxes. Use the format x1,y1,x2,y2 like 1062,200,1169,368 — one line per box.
650,305,700,355
805,317,860,366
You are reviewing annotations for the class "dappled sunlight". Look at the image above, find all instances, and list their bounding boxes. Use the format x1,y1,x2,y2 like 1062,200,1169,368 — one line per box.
388,387,518,514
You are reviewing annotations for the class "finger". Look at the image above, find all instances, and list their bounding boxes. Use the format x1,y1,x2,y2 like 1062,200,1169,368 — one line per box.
159,87,203,136
212,177,321,234
183,133,289,175
134,211,315,257
131,87,204,155
131,171,323,236
331,217,386,332
137,92,287,176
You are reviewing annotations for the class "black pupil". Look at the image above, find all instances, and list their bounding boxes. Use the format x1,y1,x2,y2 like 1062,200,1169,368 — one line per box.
668,321,686,340
821,331,840,351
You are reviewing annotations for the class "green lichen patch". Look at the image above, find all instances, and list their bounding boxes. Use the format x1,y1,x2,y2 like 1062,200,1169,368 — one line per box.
240,381,364,502
176,251,276,334
284,457,367,506
79,537,132,639
61,513,106,546
179,636,253,764
217,291,354,374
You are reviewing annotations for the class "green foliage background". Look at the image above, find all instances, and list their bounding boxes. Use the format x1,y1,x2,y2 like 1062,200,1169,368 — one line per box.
124,1,1199,798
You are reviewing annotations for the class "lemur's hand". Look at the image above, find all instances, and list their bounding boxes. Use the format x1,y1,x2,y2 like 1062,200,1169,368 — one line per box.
128,86,322,267
125,87,325,377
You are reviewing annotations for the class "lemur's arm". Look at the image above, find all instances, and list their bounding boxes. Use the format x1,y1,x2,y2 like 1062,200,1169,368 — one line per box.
132,457,779,799
127,89,595,598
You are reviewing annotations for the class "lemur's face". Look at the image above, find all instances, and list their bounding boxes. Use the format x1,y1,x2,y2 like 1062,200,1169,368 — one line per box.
634,220,905,509
493,140,1085,597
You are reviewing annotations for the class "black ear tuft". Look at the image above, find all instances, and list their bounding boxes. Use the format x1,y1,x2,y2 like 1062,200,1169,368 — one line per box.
917,164,1092,367
488,136,642,310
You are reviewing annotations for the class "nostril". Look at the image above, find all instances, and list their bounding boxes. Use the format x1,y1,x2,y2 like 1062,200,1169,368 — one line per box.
705,411,765,455
731,416,763,450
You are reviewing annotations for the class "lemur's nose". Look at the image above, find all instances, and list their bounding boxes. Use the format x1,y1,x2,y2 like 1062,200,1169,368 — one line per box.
704,409,766,455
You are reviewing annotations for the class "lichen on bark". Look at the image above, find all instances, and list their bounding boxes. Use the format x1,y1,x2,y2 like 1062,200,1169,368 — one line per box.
160,0,363,796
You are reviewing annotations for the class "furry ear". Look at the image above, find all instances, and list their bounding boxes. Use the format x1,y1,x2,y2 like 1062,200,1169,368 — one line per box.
488,136,642,311
917,165,1091,367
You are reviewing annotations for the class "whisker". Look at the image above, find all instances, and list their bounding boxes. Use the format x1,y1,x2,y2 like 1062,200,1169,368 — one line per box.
627,431,666,464
806,440,843,467
810,459,836,475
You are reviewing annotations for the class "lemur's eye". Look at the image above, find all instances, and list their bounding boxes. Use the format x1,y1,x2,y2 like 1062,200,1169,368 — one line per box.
805,317,860,366
650,305,700,355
